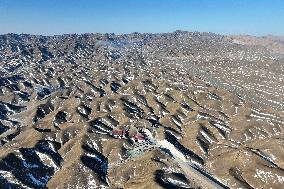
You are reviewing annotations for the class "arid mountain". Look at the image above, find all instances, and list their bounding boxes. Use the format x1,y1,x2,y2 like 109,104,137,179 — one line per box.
231,35,284,55
0,31,284,189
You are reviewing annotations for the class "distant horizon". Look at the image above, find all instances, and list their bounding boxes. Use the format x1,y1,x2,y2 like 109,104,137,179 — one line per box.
1,0,284,36
1,30,283,38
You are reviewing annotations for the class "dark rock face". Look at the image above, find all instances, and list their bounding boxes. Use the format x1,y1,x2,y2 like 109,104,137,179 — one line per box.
0,31,284,188
0,140,61,189
155,170,196,189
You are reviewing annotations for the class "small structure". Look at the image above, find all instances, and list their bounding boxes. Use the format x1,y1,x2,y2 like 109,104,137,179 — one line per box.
131,134,145,143
112,129,128,139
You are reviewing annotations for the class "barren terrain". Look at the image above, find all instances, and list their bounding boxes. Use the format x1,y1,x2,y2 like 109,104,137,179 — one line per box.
0,31,284,188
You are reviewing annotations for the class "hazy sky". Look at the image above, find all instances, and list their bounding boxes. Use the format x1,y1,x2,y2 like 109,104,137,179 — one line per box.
0,0,283,36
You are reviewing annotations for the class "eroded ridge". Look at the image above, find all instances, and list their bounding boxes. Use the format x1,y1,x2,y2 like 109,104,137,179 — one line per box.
0,32,284,188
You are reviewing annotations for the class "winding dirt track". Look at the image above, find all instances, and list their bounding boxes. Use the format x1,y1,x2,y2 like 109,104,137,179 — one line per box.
157,140,228,189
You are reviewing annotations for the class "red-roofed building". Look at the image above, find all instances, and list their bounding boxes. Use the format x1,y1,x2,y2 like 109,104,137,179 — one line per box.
131,134,145,143
112,130,127,138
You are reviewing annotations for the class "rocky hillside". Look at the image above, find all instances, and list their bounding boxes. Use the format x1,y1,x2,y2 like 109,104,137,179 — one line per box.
0,31,284,189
